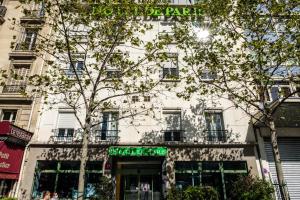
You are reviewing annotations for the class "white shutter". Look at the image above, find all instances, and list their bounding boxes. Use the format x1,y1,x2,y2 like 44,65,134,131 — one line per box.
264,138,300,200
57,112,76,128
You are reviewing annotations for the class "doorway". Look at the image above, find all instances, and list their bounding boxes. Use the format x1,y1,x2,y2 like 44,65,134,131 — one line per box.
115,161,163,200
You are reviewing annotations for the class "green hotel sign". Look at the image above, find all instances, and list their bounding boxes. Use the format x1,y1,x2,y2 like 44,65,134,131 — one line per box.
109,147,168,157
92,5,203,17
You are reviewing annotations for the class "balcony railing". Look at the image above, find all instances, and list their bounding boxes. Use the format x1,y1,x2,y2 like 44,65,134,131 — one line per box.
2,85,26,93
163,130,185,142
204,130,228,142
94,130,119,142
24,9,45,18
15,42,36,51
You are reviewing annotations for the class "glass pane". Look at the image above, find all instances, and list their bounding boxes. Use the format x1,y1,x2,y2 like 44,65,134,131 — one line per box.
37,173,56,196
58,129,65,137
56,173,79,198
60,161,80,170
271,87,279,100
223,162,247,171
38,161,58,170
202,173,223,199
86,161,102,170
67,129,74,137
202,162,219,171
140,175,152,200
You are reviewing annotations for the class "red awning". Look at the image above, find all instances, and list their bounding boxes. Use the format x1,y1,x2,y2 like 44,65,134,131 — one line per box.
0,121,33,145
0,173,19,179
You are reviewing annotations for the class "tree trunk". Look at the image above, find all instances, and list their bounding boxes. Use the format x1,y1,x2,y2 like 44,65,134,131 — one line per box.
78,123,91,200
269,119,289,200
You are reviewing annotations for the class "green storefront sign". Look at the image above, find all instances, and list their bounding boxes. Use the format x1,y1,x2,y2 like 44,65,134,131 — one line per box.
92,5,203,17
109,147,168,157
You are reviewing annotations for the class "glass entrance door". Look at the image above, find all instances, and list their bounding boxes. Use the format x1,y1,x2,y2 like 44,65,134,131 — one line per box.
122,174,161,200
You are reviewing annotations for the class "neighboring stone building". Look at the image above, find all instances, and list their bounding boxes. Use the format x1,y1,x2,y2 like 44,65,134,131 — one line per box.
0,0,46,197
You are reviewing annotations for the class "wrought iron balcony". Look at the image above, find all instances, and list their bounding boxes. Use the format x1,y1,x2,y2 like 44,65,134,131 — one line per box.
94,130,119,142
204,130,228,142
20,9,45,24
163,130,185,142
15,42,36,51
0,6,7,25
2,85,26,93
51,128,82,143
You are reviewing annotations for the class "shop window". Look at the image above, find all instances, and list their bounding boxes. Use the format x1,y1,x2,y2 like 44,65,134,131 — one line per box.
175,161,248,200
204,110,226,142
32,161,103,199
98,112,119,141
163,110,182,142
1,110,17,123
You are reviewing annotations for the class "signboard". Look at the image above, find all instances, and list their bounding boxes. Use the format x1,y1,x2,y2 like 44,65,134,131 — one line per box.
109,147,168,157
0,121,33,144
0,141,24,179
92,5,203,17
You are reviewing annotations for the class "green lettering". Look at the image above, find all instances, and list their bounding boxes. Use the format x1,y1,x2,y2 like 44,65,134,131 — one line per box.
173,8,182,16
146,6,155,16
103,7,113,16
153,7,162,16
165,7,174,16
182,8,190,16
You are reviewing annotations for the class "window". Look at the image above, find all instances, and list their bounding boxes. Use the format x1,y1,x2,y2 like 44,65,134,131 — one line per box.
1,110,17,123
55,112,76,142
106,69,121,79
132,96,139,103
66,59,84,77
204,110,226,142
32,161,103,199
163,110,182,141
99,112,118,141
269,82,293,101
161,53,179,80
200,69,217,80
16,29,37,50
3,64,30,93
144,96,151,102
175,161,248,200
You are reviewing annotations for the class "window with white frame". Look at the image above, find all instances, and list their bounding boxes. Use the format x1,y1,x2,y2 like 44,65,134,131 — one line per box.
1,110,17,123
163,110,182,141
66,55,85,77
161,53,179,80
132,96,139,103
200,69,217,80
204,110,226,142
105,53,124,79
99,112,118,140
268,81,293,101
3,64,30,93
16,29,37,50
56,112,76,141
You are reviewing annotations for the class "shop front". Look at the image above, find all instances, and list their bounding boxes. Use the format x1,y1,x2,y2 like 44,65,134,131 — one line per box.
109,147,168,200
0,121,33,197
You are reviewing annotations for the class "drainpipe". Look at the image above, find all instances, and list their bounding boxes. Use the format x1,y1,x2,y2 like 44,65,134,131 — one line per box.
253,124,265,180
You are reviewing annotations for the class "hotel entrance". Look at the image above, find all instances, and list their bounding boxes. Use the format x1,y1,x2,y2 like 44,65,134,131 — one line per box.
115,161,163,200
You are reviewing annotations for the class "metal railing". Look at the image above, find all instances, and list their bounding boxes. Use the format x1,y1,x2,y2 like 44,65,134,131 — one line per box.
15,42,36,51
23,9,45,18
2,84,26,93
0,6,7,18
204,130,228,142
94,130,119,142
